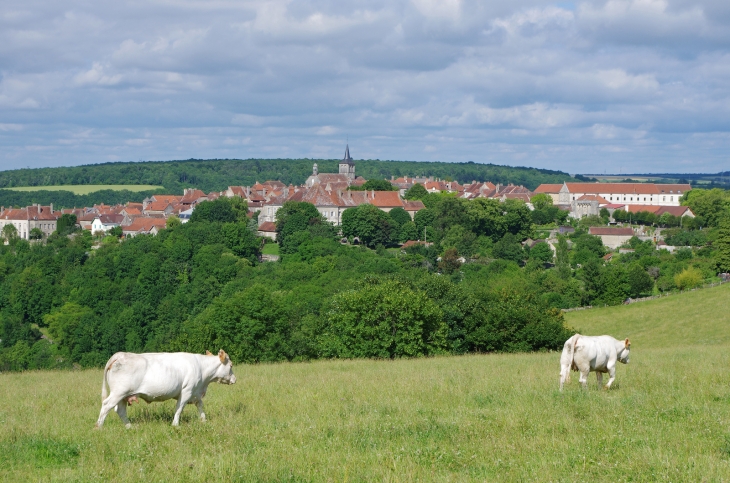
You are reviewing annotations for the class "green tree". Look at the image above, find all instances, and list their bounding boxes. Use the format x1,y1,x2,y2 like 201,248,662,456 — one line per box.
56,214,78,236
627,264,654,298
29,228,44,240
529,242,554,263
440,225,476,257
502,199,534,240
352,179,398,191
492,233,525,263
319,280,447,359
530,193,553,210
682,188,729,227
275,201,324,254
109,226,123,238
464,198,506,241
166,216,182,229
716,219,730,273
438,248,462,275
190,197,247,223
341,204,394,248
2,223,18,243
404,183,428,200
388,207,412,227
555,236,571,279
399,221,419,243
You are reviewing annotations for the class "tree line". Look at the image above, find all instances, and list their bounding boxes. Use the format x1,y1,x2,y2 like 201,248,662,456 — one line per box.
0,158,576,195
0,187,728,372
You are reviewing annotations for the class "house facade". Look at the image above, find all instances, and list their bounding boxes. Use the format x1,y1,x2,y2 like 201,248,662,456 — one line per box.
534,182,691,207
0,205,58,240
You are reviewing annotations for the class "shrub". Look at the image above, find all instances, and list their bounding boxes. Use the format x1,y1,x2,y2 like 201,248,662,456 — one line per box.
674,266,703,291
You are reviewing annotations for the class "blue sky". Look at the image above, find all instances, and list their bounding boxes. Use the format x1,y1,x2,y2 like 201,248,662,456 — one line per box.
1,0,729,174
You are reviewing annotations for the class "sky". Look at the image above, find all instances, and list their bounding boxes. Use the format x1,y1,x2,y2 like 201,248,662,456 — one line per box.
1,0,730,175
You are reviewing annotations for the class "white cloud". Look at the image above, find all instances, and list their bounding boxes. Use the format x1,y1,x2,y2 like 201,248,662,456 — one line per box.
0,0,729,173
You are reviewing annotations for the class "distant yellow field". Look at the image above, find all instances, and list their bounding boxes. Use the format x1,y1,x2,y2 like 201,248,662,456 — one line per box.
2,185,164,195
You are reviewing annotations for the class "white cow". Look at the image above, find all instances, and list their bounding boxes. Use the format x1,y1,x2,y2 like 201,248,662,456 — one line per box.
559,334,630,391
96,349,236,428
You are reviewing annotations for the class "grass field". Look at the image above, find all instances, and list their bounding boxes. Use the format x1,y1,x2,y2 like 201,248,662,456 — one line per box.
261,243,280,255
2,284,730,481
2,185,164,195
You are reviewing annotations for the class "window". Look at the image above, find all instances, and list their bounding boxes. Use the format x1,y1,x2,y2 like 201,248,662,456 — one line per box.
670,196,673,202
663,196,666,201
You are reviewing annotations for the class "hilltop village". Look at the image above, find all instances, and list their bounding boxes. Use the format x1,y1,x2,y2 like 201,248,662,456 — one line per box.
0,146,695,249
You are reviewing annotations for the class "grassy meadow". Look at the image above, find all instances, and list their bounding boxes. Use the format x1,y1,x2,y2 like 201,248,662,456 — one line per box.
2,284,730,482
4,185,164,195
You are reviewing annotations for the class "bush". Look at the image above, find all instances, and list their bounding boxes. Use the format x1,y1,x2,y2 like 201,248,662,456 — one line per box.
674,267,703,291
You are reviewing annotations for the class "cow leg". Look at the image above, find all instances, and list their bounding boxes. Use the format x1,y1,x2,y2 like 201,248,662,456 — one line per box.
559,364,568,391
596,372,603,389
96,395,123,428
172,395,191,426
116,400,132,429
196,399,206,422
578,369,589,389
605,365,616,389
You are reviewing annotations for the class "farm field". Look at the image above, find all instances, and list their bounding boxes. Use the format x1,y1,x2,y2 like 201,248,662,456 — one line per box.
1,284,730,481
3,185,164,195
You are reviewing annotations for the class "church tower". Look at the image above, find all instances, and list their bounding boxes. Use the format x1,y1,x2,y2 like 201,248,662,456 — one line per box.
338,144,355,180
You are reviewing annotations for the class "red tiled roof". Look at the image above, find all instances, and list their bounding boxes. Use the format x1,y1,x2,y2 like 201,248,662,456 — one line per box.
656,184,691,194
152,195,182,203
403,200,425,212
181,189,206,204
567,183,660,195
123,217,167,233
368,191,404,208
145,201,172,212
626,205,661,214
577,194,609,204
258,221,277,232
657,206,693,217
533,184,563,194
589,227,634,236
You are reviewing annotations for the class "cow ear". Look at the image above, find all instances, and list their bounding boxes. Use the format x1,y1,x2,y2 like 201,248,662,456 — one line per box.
218,349,228,364
205,350,213,356
625,338,630,348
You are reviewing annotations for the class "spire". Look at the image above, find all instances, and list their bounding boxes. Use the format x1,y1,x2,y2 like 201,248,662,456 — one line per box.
343,144,352,161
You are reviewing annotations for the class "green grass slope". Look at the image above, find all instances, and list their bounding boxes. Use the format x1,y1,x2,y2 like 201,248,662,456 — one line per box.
565,282,730,348
1,285,729,481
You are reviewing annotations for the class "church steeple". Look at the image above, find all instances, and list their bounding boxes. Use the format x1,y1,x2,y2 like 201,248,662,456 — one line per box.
342,144,353,164
339,144,355,179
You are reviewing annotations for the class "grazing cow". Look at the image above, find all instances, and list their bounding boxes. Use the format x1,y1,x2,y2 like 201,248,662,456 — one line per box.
559,334,630,391
96,349,236,428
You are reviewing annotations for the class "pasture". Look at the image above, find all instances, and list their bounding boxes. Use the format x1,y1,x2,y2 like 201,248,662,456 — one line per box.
3,185,164,195
2,284,730,481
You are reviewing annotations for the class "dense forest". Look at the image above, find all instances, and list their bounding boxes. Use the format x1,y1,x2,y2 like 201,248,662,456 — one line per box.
1,186,728,372
0,158,577,194
0,189,160,211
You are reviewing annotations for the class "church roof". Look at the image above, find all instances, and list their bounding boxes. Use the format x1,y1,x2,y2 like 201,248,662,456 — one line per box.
340,144,355,166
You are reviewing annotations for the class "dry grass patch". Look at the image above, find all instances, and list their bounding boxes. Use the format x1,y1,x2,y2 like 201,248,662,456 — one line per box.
3,185,164,195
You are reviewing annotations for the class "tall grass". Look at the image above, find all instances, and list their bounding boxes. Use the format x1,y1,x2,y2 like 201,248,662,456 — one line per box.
2,285,730,481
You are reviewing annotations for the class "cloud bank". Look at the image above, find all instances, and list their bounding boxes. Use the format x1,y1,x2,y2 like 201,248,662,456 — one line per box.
1,0,729,173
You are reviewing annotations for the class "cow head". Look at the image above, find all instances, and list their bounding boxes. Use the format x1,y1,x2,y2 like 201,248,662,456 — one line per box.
214,349,237,385
618,338,630,364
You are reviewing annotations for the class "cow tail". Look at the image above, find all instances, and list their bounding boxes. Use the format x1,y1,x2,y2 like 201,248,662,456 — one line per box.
101,358,115,401
570,335,580,371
